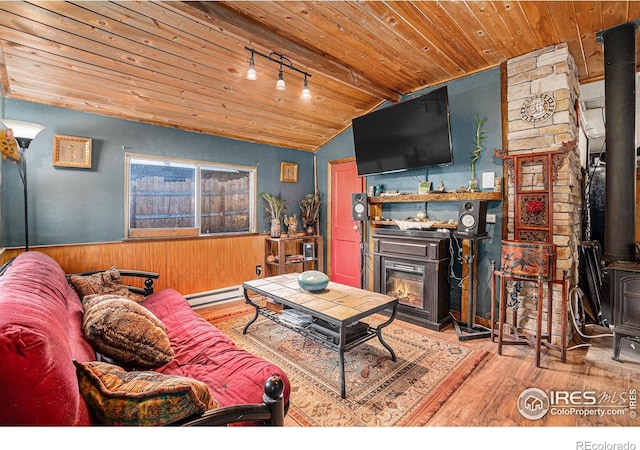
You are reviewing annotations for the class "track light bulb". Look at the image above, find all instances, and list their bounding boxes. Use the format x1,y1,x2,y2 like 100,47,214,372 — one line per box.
276,67,285,90
246,54,257,80
302,78,311,99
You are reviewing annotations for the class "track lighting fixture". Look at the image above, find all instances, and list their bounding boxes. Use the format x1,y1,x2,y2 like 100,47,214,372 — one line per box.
245,46,311,99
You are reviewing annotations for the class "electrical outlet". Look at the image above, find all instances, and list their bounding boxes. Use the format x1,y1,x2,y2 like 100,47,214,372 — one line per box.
255,265,262,276
486,213,496,223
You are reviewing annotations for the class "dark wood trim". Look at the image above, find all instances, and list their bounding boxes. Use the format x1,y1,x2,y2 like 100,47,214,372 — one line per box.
500,61,509,241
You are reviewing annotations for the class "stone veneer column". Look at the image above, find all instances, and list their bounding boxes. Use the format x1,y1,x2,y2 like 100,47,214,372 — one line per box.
504,43,583,345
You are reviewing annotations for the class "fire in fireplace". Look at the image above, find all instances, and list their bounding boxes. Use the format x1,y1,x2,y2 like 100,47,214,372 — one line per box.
385,261,424,309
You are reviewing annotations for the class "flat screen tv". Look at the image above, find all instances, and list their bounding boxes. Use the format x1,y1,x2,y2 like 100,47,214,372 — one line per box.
352,86,453,176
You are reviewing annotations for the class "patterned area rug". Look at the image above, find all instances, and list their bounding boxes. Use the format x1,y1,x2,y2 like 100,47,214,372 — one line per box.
212,313,487,426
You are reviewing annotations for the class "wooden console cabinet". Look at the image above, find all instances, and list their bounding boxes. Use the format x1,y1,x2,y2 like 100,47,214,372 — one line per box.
264,235,323,277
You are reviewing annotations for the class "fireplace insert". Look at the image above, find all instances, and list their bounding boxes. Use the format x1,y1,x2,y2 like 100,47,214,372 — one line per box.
385,261,425,309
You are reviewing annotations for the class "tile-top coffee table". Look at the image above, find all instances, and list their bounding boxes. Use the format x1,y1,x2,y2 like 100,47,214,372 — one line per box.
242,274,398,399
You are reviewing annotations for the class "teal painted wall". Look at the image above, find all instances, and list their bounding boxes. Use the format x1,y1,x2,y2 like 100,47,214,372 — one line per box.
2,67,502,320
315,67,503,319
1,99,315,247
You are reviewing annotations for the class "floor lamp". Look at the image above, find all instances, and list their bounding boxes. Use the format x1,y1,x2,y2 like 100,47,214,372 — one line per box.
1,119,46,251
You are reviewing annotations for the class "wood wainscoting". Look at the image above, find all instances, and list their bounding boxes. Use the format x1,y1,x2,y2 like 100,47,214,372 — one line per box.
0,234,266,296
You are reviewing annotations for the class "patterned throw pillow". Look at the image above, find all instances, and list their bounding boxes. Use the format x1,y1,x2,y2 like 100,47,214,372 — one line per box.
69,267,144,303
82,294,174,368
74,360,217,426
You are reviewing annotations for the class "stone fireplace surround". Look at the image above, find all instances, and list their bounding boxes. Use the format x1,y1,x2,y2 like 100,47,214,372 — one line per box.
501,43,583,347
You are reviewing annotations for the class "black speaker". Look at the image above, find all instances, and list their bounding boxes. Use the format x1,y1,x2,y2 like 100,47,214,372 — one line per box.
303,243,315,260
352,193,367,221
456,200,487,236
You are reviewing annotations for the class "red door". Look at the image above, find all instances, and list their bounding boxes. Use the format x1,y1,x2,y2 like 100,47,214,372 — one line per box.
330,160,364,287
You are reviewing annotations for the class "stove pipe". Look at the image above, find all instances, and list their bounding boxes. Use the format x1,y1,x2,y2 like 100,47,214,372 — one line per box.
598,21,638,262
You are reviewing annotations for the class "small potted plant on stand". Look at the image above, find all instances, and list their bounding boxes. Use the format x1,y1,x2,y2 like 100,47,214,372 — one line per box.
299,193,320,236
260,192,286,237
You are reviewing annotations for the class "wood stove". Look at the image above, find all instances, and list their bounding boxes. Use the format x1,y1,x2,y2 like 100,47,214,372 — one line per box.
608,261,640,360
373,229,450,330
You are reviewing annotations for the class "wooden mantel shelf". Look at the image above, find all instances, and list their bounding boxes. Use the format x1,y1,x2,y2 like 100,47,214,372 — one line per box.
368,191,502,204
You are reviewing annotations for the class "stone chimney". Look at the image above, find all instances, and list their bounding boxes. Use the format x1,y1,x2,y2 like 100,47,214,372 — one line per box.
502,43,583,346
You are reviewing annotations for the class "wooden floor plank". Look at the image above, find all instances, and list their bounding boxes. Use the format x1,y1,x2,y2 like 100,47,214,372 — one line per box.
197,300,638,427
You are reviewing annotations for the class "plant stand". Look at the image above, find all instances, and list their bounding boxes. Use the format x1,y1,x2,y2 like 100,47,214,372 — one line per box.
491,264,568,367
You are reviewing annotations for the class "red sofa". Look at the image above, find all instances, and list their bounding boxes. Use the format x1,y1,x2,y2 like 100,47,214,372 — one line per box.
0,251,290,426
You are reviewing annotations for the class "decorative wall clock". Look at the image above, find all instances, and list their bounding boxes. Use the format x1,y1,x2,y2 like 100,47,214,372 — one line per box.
520,93,555,124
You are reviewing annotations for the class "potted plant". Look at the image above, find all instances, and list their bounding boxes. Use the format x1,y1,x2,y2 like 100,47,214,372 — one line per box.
259,192,286,237
299,193,320,235
469,114,489,192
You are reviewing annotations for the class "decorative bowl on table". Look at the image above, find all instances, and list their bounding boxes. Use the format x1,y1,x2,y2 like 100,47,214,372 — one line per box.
298,271,329,292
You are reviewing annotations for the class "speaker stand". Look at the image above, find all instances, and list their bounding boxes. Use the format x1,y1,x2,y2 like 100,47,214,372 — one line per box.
451,232,491,341
358,220,366,288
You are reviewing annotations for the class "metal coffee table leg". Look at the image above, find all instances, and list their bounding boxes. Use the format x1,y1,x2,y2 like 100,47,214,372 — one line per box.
242,288,260,334
376,303,398,361
339,326,346,399
338,303,399,398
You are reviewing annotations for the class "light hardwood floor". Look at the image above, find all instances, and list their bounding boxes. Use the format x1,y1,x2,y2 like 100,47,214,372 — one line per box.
197,300,638,428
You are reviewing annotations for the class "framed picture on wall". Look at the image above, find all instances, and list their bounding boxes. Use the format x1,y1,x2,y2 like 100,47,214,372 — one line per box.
53,135,92,168
280,162,298,183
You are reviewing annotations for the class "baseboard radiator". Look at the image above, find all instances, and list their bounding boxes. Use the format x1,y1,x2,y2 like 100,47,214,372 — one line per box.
186,285,243,309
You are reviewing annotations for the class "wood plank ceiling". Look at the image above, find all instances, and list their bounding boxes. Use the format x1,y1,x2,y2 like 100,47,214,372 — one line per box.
1,1,639,152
